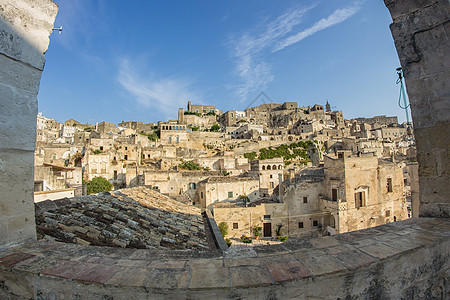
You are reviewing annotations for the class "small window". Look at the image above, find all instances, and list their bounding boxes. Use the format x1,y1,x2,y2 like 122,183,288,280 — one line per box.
299,222,304,228
270,174,273,178
270,182,274,188
303,197,308,203
386,210,391,217
263,215,271,220
100,146,103,151
387,178,393,193
332,189,338,201
125,147,128,150
124,155,128,160
233,223,238,229
228,191,233,198
355,191,366,208
201,192,203,198
313,220,318,227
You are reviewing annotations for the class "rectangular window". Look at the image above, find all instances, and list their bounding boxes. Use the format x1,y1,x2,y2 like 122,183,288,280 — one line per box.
263,215,271,220
313,220,318,226
299,222,304,228
387,178,393,193
201,192,203,198
100,146,103,151
124,155,128,160
270,182,274,188
355,191,366,208
233,223,238,229
332,189,338,201
228,191,233,198
125,147,127,150
114,170,117,180
386,210,391,217
303,197,308,203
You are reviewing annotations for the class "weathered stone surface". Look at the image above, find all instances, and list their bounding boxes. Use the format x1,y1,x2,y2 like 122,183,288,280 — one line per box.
0,0,57,248
386,0,450,218
0,218,449,298
35,186,209,250
0,0,58,70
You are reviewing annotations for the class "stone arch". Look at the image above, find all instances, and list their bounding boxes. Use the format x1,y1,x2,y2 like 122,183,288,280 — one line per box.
267,165,271,170
262,165,265,170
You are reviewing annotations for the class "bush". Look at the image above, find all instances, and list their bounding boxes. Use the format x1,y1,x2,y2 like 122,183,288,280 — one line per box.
93,149,103,154
218,222,228,237
277,236,289,242
225,238,232,247
178,160,202,170
86,177,113,194
210,124,220,132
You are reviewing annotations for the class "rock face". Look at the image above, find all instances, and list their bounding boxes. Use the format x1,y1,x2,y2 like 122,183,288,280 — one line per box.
0,0,58,248
385,0,450,217
35,187,209,250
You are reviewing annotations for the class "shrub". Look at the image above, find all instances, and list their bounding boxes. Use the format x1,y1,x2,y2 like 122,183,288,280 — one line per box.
86,177,112,194
178,160,202,170
225,238,232,247
277,236,289,242
218,222,229,237
93,149,103,154
210,124,220,132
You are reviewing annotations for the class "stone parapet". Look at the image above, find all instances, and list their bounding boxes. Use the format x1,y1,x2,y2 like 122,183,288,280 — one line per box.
0,218,448,299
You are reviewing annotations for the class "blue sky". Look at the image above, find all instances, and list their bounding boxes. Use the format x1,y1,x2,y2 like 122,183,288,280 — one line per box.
38,0,409,124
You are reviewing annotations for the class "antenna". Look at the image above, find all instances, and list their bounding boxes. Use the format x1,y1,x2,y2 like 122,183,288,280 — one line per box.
52,26,63,34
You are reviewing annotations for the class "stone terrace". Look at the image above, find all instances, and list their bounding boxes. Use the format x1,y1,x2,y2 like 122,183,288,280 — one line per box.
0,218,448,299
35,187,208,251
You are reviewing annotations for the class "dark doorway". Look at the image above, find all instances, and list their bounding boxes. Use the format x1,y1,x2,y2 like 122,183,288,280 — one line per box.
263,223,272,237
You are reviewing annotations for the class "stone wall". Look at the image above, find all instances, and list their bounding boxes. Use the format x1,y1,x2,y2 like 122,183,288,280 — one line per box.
0,0,58,248
385,0,450,217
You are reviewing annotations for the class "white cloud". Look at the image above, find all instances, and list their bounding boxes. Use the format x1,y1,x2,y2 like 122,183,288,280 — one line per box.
229,3,360,102
117,58,199,118
229,6,314,102
273,6,360,52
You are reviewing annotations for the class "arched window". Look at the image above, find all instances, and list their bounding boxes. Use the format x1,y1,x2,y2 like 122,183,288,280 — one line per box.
278,165,282,170
189,183,196,189
168,137,172,144
176,136,180,143
273,165,277,170
267,165,271,170
262,165,266,170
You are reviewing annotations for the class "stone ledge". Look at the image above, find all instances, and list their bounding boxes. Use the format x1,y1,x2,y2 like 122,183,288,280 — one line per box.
0,218,449,299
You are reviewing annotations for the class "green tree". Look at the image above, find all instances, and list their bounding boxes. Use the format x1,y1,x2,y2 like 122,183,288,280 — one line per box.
86,177,113,194
218,222,229,237
210,124,220,132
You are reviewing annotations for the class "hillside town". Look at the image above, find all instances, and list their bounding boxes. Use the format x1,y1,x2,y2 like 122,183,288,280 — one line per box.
33,100,417,246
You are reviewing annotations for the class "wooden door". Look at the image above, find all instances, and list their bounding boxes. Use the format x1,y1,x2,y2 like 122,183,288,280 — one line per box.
263,223,272,237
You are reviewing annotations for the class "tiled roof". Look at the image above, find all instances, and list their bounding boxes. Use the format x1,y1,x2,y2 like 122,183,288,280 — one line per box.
35,187,208,250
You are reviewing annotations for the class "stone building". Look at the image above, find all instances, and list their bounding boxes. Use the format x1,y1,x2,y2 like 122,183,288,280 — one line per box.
158,122,188,146
187,101,221,115
197,177,259,209
248,157,284,197
214,152,408,239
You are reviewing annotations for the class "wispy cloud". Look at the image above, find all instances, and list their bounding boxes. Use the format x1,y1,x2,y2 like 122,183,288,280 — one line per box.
117,58,199,119
229,5,314,101
273,6,360,52
228,3,360,102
